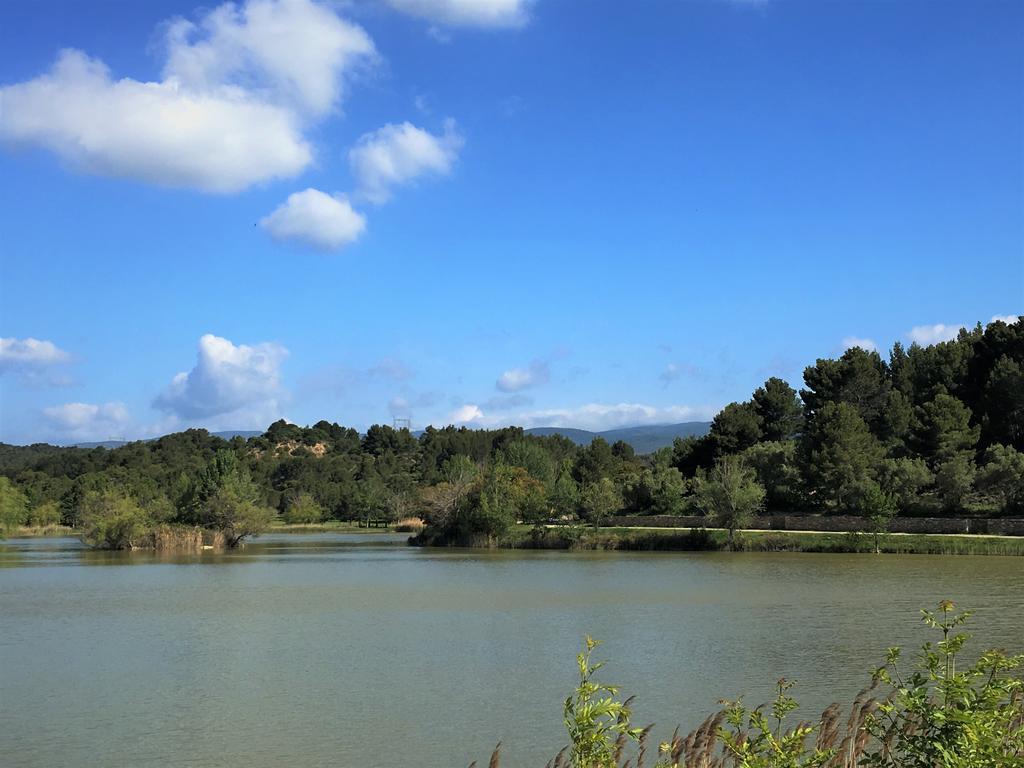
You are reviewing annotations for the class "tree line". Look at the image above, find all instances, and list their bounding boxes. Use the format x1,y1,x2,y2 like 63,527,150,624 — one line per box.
0,317,1020,547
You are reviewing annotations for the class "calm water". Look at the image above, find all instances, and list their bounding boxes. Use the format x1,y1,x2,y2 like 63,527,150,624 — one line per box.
1,534,1022,768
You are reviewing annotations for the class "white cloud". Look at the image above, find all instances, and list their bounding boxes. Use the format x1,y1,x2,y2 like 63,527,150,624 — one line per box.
841,336,878,352
163,0,374,117
0,0,375,193
990,315,1019,325
450,403,484,423
496,360,550,392
0,337,69,370
260,188,366,250
0,337,72,386
907,323,965,346
154,334,288,427
42,402,130,442
383,0,531,28
349,119,463,203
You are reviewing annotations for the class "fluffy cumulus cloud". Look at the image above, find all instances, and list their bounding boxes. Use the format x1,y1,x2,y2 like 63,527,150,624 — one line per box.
383,0,532,28
990,314,1019,325
0,337,70,379
162,0,374,117
260,188,366,250
0,0,374,193
154,334,288,427
907,323,965,346
496,360,550,392
349,119,463,203
42,402,130,442
450,403,484,423
841,336,878,353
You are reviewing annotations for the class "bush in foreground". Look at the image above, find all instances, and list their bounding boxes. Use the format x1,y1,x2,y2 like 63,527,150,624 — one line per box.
470,602,1023,767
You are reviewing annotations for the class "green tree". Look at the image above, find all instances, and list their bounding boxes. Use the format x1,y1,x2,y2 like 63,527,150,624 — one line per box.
0,477,29,536
498,439,556,485
753,377,803,442
980,355,1024,450
802,347,891,435
707,401,763,457
877,389,914,455
283,492,326,524
914,393,980,466
79,490,153,549
204,485,273,547
417,455,480,532
27,500,62,527
574,438,617,486
623,464,688,515
580,477,621,530
860,481,897,554
876,457,932,512
934,455,976,512
742,441,803,511
550,459,580,520
469,464,542,543
914,394,980,511
694,456,765,549
193,454,272,545
976,444,1024,513
803,402,884,512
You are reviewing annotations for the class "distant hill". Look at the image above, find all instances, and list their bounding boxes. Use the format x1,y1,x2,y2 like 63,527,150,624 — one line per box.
72,430,263,449
525,421,710,454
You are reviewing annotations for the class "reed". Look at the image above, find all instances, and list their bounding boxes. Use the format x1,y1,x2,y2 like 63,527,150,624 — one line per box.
393,516,425,532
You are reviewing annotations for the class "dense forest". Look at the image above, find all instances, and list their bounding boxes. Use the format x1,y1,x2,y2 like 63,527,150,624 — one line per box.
0,317,1021,547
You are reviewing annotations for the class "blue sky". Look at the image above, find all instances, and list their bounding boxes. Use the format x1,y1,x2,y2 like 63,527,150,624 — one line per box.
0,0,1021,444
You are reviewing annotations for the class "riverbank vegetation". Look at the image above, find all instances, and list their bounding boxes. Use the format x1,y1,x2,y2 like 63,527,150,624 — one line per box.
0,318,1021,550
472,602,1024,767
503,525,1024,556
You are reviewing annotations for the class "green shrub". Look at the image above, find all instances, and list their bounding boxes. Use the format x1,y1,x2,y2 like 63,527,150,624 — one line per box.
27,500,62,527
79,490,153,549
471,603,1024,768
283,492,326,524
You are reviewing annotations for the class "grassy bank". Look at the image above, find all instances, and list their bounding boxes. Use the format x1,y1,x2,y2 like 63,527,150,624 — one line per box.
500,525,1024,555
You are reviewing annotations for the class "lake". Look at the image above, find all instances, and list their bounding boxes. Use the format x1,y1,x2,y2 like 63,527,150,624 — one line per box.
1,534,1022,767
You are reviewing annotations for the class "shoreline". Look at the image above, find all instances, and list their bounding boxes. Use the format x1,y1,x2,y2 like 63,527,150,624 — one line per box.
8,523,1023,556
416,524,1024,556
